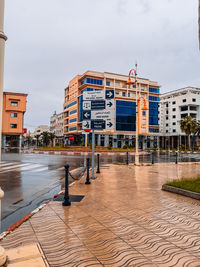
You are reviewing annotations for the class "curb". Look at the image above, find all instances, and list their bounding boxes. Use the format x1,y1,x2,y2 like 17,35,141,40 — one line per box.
162,184,200,200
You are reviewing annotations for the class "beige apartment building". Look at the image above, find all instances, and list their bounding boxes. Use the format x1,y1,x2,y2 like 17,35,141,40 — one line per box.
63,70,160,148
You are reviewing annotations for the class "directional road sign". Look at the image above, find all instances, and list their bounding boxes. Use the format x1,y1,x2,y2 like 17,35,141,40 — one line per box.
83,110,91,120
105,120,115,130
91,110,115,120
106,99,114,110
91,120,105,130
83,91,104,101
82,101,91,110
82,120,91,130
105,89,114,99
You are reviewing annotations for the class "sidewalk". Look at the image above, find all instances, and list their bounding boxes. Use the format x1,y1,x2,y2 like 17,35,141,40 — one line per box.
1,163,200,266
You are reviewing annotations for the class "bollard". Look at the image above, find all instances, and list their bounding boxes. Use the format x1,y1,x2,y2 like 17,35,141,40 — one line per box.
152,152,154,164
0,188,6,266
85,158,91,184
126,151,129,165
175,152,178,164
62,165,71,206
96,154,100,173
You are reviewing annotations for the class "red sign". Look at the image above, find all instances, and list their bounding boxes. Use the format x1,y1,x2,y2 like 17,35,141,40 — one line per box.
84,129,91,132
23,128,27,134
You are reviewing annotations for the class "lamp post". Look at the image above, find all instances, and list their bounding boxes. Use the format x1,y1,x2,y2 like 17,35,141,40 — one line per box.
0,0,7,161
126,64,140,165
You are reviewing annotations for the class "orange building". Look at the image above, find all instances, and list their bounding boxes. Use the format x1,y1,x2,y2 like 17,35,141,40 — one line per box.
2,92,27,148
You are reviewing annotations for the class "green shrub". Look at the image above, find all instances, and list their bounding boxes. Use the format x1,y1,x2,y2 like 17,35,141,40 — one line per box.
123,144,128,149
107,144,112,150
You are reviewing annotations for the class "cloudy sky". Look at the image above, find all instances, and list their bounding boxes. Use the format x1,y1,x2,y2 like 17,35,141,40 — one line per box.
3,0,200,131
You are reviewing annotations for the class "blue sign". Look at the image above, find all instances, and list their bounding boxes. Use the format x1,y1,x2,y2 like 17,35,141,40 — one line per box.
91,100,105,110
91,120,105,130
105,89,114,99
83,110,91,120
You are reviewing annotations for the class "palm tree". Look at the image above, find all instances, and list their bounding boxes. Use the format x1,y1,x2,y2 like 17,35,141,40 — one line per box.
41,131,50,147
35,134,41,147
180,116,197,150
49,132,56,147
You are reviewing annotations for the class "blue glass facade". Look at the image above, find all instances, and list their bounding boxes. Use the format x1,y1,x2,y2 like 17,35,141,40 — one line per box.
81,78,103,86
116,100,136,131
149,87,160,94
149,96,160,102
149,128,159,133
149,102,159,126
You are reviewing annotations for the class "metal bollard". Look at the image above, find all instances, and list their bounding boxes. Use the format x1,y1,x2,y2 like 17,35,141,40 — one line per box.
0,188,6,266
85,158,91,184
175,152,178,164
96,154,100,173
126,151,129,165
152,152,154,164
62,165,71,206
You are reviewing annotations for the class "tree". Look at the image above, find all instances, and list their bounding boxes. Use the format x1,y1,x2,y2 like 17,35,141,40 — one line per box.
180,116,197,150
41,131,50,147
35,134,41,147
49,132,56,147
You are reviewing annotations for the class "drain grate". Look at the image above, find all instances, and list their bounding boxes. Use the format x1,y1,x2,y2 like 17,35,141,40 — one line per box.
54,195,84,202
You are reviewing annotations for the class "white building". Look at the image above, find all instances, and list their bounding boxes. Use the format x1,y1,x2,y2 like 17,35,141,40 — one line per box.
32,125,50,137
159,87,200,149
50,111,64,145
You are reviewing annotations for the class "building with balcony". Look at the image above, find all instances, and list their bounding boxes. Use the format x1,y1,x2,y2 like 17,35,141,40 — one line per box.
50,111,64,145
159,87,200,149
2,92,27,148
63,70,160,148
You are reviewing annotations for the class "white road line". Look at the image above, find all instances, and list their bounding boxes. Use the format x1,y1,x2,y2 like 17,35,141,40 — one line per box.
32,167,48,172
0,162,19,167
20,164,43,171
0,163,29,171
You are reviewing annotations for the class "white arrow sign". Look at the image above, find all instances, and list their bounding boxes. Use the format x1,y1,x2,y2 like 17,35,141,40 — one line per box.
106,119,115,130
106,99,115,110
83,91,104,100
91,110,115,120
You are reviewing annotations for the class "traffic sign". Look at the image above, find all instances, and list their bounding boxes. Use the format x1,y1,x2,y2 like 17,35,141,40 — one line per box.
105,120,115,130
82,101,91,110
105,89,114,99
91,110,115,120
91,120,105,130
83,110,91,120
91,100,105,110
82,120,91,130
83,91,104,100
106,99,114,110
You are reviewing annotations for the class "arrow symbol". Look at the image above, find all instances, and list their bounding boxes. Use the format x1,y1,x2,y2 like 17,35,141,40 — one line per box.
107,101,113,108
84,112,90,118
106,91,113,97
107,122,113,128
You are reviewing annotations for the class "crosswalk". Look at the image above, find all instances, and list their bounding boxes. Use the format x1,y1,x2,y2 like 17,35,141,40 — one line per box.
0,161,64,174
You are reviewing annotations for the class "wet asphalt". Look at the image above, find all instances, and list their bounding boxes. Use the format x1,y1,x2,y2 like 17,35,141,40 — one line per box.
0,150,200,232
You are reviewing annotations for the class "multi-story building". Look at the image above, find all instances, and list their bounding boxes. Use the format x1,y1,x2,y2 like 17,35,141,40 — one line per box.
50,111,64,145
32,125,50,137
2,92,27,148
63,70,160,148
159,87,200,149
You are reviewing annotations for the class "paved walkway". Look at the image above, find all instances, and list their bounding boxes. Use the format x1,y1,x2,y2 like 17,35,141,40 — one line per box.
1,163,200,266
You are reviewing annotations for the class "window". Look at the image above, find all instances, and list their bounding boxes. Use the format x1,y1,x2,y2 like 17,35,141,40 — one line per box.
192,98,196,102
190,113,197,118
142,111,146,116
115,91,119,95
70,109,77,115
11,101,18,107
166,130,168,133
166,123,168,127
64,100,77,110
10,113,17,118
10,124,17,128
69,118,77,123
172,101,176,104
116,100,136,131
149,128,159,133
149,96,160,102
190,106,197,111
173,129,176,133
81,78,103,86
69,126,77,131
173,122,176,125
106,81,110,86
166,116,168,120
166,110,168,114
122,92,126,97
181,106,188,111
173,115,176,119
115,81,120,87
182,99,186,103
181,113,187,118
172,108,176,112
149,87,160,94
166,103,168,107
128,92,130,97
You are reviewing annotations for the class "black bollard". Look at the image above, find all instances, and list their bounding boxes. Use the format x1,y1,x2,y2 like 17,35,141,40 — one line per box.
126,151,129,165
62,164,71,206
175,152,178,164
152,152,154,164
96,154,100,173
85,158,91,184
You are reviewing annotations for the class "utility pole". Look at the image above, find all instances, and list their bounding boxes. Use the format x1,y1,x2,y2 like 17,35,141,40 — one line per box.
0,0,7,161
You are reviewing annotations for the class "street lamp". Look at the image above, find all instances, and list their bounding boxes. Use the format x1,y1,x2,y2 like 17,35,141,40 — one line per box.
126,65,148,165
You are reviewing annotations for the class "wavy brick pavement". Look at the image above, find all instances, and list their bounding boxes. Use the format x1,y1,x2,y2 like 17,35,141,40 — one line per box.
1,163,200,266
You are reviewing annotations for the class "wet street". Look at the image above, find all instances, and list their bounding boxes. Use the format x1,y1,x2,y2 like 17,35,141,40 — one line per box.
1,151,200,232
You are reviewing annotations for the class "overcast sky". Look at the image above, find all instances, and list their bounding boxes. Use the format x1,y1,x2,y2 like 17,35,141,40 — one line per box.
3,0,200,131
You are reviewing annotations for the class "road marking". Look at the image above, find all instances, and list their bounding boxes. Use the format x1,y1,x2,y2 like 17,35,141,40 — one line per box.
20,164,43,171
32,167,48,172
0,163,29,171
